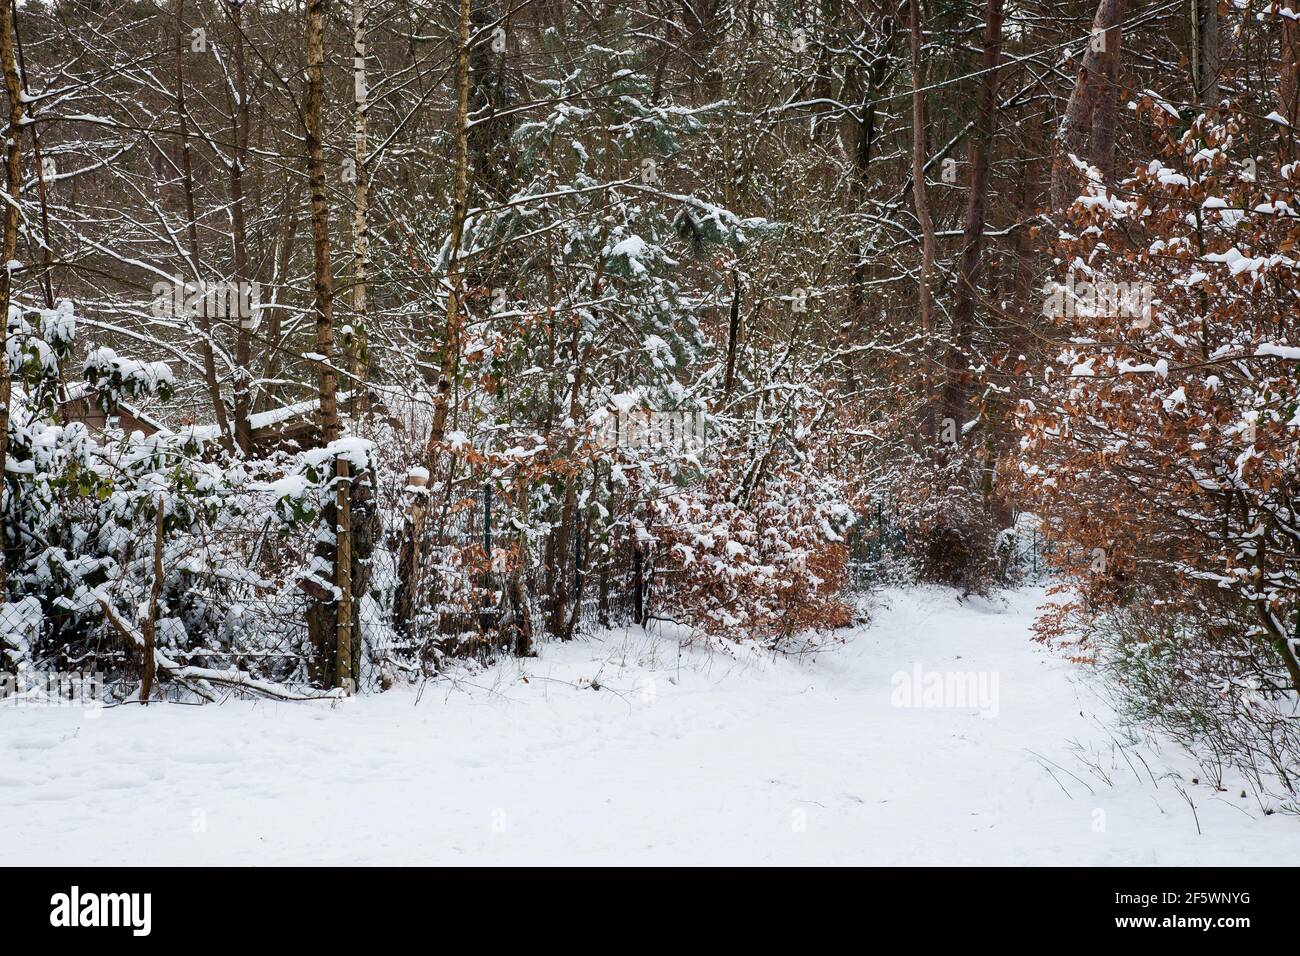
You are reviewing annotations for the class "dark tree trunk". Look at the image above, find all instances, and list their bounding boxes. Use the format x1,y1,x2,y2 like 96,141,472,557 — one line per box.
1050,0,1126,210
941,0,1004,433
1192,0,1219,103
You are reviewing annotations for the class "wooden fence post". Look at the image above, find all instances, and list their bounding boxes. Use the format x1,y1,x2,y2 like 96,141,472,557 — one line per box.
393,466,429,658
139,495,164,704
336,462,354,693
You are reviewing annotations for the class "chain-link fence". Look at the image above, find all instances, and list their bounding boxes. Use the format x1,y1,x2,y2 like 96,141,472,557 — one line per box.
0,521,376,702
0,459,557,701
11,480,1026,703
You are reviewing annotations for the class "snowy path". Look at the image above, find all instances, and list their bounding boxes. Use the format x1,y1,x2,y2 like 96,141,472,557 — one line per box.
4,587,1299,865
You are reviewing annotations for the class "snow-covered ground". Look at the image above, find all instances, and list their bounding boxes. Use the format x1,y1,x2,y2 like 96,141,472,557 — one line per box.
4,586,1299,865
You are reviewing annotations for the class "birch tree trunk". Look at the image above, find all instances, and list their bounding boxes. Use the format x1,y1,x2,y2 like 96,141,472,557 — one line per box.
0,0,21,595
338,0,371,688
350,0,370,417
305,0,349,691
306,0,340,450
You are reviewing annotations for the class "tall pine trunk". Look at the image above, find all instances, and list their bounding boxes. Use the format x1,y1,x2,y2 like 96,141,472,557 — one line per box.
1281,0,1300,160
942,0,1004,434
1192,0,1219,104
1050,0,1126,210
172,0,233,453
228,0,254,454
908,0,937,443
424,0,472,466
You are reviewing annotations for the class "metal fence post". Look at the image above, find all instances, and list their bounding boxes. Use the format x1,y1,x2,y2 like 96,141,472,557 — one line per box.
481,481,494,633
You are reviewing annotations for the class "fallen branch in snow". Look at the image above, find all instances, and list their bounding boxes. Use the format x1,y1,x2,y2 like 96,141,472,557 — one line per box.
96,595,342,703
